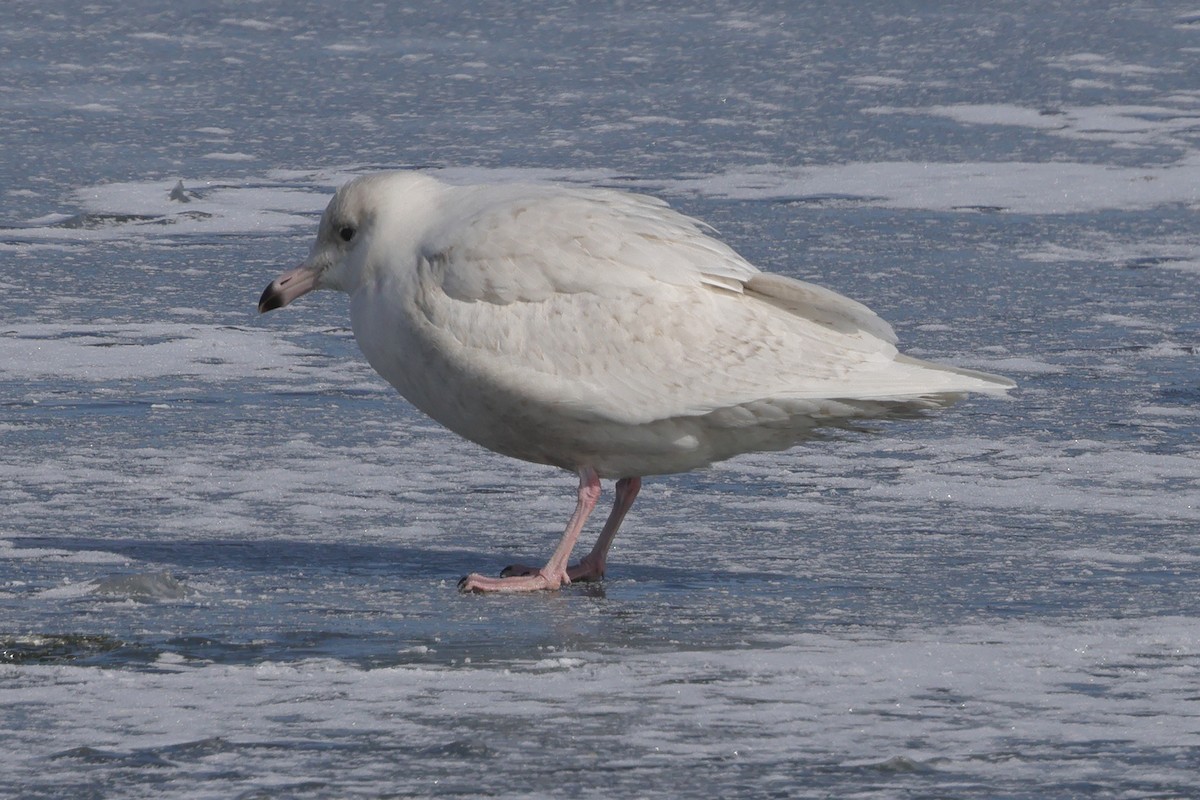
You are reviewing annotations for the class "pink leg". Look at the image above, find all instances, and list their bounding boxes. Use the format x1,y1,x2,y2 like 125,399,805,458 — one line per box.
496,476,642,585
567,476,641,582
458,467,602,593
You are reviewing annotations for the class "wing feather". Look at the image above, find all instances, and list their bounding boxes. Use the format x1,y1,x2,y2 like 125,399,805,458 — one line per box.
423,183,758,304
408,182,1006,428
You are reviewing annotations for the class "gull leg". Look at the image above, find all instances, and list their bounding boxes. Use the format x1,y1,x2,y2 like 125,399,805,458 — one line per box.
459,467,601,593
567,476,641,582
497,476,642,585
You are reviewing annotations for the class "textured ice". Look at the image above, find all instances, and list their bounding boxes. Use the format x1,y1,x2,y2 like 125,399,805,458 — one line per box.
3,618,1198,798
0,322,324,382
874,103,1200,150
3,1,1200,798
90,572,193,601
14,155,1196,253
657,161,1200,214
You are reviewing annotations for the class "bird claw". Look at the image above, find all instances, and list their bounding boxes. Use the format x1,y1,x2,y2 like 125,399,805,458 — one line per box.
477,557,605,587
457,569,569,593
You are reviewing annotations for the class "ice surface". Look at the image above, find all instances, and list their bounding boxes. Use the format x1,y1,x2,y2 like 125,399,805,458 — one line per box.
90,572,193,601
874,102,1200,151
656,161,1200,214
3,617,1198,798
3,1,1200,798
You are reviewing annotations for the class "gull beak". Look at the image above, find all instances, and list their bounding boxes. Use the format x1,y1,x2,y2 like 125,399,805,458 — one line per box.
258,262,320,313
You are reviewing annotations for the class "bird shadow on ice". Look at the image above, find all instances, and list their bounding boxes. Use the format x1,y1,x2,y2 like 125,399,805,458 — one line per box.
6,534,800,599
13,534,489,579
6,533,827,667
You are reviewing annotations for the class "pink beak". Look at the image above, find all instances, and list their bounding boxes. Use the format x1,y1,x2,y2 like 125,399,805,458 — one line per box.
258,262,320,313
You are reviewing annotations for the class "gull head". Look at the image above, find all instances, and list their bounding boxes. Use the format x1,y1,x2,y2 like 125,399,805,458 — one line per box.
258,171,439,313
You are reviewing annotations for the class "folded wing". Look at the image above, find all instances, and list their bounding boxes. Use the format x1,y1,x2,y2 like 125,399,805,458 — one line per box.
411,183,1012,428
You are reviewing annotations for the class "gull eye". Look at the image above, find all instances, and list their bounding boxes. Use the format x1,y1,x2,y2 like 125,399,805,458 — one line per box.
338,225,356,243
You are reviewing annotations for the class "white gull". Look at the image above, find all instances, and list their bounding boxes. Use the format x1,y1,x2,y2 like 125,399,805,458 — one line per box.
258,171,1013,593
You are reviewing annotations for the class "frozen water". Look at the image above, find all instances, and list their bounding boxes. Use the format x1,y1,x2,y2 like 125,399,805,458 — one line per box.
3,1,1200,798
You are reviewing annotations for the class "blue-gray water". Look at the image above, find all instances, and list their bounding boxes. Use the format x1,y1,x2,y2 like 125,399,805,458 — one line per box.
3,2,1199,798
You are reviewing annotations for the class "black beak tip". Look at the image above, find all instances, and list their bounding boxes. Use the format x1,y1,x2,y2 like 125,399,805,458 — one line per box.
258,284,283,314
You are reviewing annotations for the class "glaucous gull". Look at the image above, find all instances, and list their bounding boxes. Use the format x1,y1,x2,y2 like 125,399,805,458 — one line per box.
259,171,1013,593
